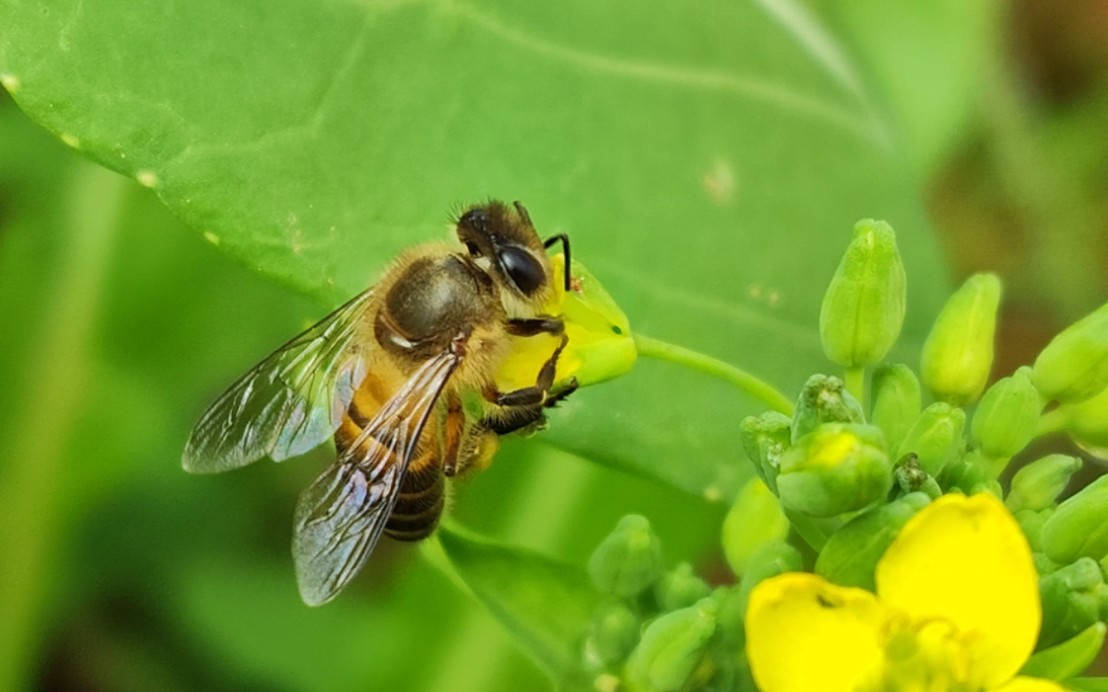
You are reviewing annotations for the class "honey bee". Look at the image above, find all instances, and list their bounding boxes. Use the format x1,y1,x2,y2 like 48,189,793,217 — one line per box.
183,201,580,605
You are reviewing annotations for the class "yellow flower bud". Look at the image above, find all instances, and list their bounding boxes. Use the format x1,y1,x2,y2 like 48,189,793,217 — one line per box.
722,477,788,576
920,273,1002,406
776,424,892,517
819,219,907,368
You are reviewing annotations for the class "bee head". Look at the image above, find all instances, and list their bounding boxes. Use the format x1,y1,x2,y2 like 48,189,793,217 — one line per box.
456,201,566,301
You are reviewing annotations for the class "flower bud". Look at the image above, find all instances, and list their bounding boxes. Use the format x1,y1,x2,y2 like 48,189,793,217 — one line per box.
739,412,792,492
736,541,804,622
896,403,966,478
870,364,922,451
819,219,906,368
1041,475,1108,564
625,598,718,692
654,563,711,612
1032,301,1108,404
1055,387,1108,459
557,256,637,387
1006,454,1082,513
971,366,1044,459
776,423,892,517
940,456,1002,498
1022,622,1107,682
588,515,663,598
1014,508,1051,552
582,602,640,670
722,477,788,576
1038,557,1105,648
791,374,865,443
921,273,1002,406
815,492,931,591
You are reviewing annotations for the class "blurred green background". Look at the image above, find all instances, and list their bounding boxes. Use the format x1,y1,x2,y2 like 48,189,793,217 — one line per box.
1,0,1107,690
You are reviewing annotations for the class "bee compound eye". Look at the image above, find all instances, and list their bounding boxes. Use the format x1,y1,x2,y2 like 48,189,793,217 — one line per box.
498,246,545,295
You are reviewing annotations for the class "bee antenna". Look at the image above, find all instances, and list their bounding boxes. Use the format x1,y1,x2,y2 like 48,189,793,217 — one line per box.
543,233,571,291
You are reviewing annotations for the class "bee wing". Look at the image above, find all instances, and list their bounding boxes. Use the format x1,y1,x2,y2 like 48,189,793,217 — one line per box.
183,289,376,474
292,344,462,606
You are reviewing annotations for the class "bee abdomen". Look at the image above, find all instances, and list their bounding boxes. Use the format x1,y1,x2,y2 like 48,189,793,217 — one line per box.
386,449,445,541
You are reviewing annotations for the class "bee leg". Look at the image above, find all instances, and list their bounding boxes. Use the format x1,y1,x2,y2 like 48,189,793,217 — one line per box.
452,422,501,476
486,334,570,407
545,377,579,408
441,391,465,477
506,316,564,337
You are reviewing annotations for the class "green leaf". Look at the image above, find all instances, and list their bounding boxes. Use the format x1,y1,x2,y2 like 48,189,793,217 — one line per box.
0,0,949,499
438,524,599,687
1021,622,1105,682
816,0,998,174
1068,678,1108,692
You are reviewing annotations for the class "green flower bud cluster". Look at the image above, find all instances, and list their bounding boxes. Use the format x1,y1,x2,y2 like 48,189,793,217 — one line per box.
581,515,771,691
727,219,1108,684
574,221,1108,690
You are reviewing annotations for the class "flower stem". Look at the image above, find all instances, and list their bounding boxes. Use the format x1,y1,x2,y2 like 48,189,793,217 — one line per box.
1034,408,1067,440
844,367,866,407
633,333,794,416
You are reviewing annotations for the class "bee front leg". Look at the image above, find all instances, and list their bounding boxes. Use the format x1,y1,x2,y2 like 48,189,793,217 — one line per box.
486,334,571,408
506,316,564,337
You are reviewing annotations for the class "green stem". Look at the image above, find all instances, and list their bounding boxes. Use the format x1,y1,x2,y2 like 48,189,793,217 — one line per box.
844,367,866,407
1035,408,1067,440
633,332,794,416
0,165,123,691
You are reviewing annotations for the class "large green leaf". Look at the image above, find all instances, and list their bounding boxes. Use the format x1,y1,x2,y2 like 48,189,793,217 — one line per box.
438,524,600,688
0,0,948,499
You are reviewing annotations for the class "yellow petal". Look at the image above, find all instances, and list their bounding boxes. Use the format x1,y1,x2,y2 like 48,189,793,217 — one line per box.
994,676,1068,692
746,573,886,692
876,493,1040,688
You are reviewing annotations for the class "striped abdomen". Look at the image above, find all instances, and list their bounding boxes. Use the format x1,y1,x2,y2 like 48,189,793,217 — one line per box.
335,375,446,542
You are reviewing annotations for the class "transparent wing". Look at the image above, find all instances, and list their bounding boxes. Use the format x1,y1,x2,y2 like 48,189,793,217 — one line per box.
182,289,376,474
292,345,462,606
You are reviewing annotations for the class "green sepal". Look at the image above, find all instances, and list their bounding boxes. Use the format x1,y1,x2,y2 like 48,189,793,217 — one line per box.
1021,622,1106,682
814,492,931,591
1007,454,1082,513
722,477,789,576
896,402,966,478
870,364,922,451
1032,300,1108,404
1041,475,1108,565
920,273,1001,406
739,412,792,493
588,515,664,598
818,219,907,368
970,366,1043,460
791,374,865,443
776,423,892,518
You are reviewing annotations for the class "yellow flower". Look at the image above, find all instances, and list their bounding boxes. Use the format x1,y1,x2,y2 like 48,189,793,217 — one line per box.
745,494,1063,691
